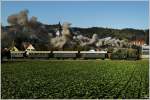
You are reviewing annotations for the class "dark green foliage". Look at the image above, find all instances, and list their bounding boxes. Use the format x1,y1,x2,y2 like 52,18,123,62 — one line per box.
110,48,141,60
1,60,149,99
107,47,114,53
111,48,128,59
127,48,138,59
145,29,149,45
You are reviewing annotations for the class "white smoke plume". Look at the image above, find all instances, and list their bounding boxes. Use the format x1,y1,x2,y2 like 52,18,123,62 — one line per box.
50,22,73,50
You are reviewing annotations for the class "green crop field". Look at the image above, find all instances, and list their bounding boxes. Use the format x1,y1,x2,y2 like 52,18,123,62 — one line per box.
1,60,149,99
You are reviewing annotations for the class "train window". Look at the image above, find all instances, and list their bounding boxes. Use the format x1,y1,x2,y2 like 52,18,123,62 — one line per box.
143,48,149,50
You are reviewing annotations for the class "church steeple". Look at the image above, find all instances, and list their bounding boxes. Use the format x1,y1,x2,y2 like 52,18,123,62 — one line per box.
58,21,62,36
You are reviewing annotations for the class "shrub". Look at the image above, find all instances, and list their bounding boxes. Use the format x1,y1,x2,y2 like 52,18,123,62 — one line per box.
111,48,127,59
127,48,138,59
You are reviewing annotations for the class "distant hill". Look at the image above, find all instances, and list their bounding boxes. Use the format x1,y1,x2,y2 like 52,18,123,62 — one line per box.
72,27,147,40
44,24,148,40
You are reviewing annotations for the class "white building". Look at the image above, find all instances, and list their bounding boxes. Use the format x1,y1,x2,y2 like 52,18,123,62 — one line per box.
25,44,35,51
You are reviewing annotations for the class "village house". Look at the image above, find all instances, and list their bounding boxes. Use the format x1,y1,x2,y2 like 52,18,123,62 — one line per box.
22,42,35,51
10,46,19,51
26,44,35,51
130,38,145,46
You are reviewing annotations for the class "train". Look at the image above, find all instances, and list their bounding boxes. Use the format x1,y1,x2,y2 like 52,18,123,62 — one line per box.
9,49,140,60
10,51,107,60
